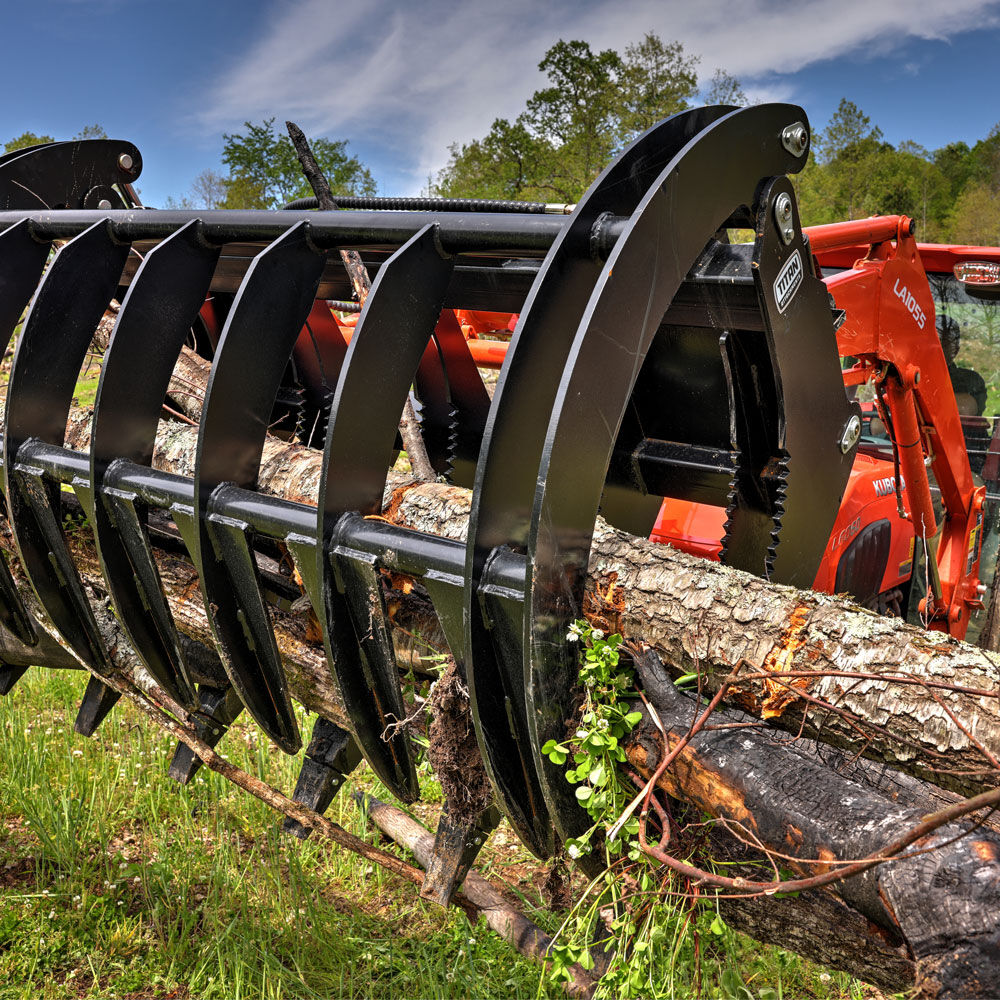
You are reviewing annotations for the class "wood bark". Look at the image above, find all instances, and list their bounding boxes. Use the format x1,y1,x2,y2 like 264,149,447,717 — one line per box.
5,401,996,993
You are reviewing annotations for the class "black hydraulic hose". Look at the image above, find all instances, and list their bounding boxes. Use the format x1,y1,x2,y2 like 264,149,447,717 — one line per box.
282,194,554,214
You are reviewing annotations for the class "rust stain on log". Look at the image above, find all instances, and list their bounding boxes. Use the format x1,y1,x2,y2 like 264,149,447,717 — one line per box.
760,604,812,719
380,481,422,523
972,839,998,863
628,742,757,831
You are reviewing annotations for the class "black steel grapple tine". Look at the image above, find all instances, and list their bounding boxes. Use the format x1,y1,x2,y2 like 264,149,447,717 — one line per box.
91,221,220,709
0,554,36,649
283,716,362,839
3,220,130,672
414,309,491,486
524,105,855,848
0,140,141,210
168,684,244,784
318,224,453,802
74,672,122,736
462,108,730,861
742,176,859,584
0,220,54,645
420,803,501,906
193,221,327,755
0,663,28,695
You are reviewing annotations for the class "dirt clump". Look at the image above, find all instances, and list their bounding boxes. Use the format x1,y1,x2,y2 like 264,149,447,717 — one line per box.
427,660,493,826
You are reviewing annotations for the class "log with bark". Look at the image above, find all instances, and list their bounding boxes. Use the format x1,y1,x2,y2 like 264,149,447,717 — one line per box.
5,381,1000,995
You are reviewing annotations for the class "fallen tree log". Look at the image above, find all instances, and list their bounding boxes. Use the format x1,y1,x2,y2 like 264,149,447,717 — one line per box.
0,401,994,993
629,650,1000,998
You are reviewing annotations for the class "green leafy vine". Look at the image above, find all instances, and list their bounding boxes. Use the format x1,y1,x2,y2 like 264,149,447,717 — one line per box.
540,619,731,997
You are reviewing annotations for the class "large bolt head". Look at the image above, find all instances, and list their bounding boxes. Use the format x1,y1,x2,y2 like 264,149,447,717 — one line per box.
774,193,795,245
118,152,133,171
840,414,862,454
782,122,809,156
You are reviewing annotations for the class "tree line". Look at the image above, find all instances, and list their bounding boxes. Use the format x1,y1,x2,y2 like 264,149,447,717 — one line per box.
6,33,1000,245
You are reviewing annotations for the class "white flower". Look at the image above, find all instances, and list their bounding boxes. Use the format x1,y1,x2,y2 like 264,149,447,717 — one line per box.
566,630,579,642
591,628,604,640
567,844,581,859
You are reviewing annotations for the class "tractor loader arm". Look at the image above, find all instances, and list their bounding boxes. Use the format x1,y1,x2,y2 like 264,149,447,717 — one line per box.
819,216,987,637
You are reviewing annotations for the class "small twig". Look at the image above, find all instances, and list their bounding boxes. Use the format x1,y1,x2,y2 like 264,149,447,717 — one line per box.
161,403,199,427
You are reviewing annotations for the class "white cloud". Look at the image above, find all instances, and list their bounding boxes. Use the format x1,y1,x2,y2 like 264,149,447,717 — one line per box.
191,0,1000,191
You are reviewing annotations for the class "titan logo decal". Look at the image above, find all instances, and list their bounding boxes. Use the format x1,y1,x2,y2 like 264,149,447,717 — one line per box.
774,250,803,313
874,475,906,498
893,279,927,329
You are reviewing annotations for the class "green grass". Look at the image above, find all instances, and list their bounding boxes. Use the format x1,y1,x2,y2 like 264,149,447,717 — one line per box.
0,668,881,1000
0,668,562,1000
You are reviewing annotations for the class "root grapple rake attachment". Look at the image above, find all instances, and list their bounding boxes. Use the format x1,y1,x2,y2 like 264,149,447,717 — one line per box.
0,104,858,893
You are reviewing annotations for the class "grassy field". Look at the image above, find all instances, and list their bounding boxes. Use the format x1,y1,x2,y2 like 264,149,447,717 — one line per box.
0,666,885,1000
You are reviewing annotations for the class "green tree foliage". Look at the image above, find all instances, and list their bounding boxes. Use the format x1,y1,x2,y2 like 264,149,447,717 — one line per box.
5,125,107,155
219,117,375,209
948,181,1000,246
792,99,963,240
4,131,55,153
434,33,701,203
702,68,748,107
74,124,107,140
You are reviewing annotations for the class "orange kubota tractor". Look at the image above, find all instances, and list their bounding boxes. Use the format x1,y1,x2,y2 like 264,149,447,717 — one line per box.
0,105,995,889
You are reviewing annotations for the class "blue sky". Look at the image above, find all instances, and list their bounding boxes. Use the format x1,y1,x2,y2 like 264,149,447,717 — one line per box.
3,0,1000,206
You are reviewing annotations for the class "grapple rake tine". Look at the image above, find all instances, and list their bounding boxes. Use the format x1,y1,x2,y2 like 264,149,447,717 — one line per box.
317,224,454,803
0,663,29,696
283,716,362,839
524,104,857,847
0,220,54,647
741,175,859,585
420,802,502,907
168,684,244,784
3,220,130,678
90,220,221,710
193,221,328,755
462,107,730,862
74,672,122,736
